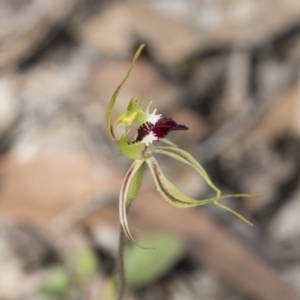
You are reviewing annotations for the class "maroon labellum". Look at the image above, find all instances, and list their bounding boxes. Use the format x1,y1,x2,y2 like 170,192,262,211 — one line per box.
133,115,188,145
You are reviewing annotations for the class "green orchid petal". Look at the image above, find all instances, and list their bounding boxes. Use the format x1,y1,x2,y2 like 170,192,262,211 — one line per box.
147,155,261,225
106,44,145,140
146,156,221,208
119,159,151,248
119,134,149,160
153,146,220,195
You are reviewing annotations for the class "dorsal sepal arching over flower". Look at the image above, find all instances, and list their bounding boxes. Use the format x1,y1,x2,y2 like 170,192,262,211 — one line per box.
106,44,263,247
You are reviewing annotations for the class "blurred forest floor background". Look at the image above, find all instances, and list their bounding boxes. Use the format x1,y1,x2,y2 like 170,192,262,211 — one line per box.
1,0,300,299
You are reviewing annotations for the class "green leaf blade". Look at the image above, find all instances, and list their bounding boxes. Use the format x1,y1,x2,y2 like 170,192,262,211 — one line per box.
40,266,71,298
125,233,184,288
73,249,98,283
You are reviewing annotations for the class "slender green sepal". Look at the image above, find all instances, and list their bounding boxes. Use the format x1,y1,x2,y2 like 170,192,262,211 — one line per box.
147,156,261,224
106,44,145,140
214,201,253,225
154,146,220,195
146,156,220,208
119,159,152,249
214,193,263,226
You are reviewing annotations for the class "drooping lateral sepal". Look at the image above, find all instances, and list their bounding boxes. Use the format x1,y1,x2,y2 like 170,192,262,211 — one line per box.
119,159,147,247
127,162,147,204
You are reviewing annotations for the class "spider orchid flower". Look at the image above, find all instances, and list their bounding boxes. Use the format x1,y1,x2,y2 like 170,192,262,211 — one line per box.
106,45,261,247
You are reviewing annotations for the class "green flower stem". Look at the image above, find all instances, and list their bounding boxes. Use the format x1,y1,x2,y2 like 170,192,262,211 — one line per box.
117,201,134,300
116,162,146,299
116,215,127,300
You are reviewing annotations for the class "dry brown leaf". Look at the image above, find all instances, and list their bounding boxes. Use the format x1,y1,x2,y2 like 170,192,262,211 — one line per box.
0,153,122,225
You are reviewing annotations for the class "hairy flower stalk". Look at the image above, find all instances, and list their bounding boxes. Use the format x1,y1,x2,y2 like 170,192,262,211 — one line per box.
106,44,261,248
